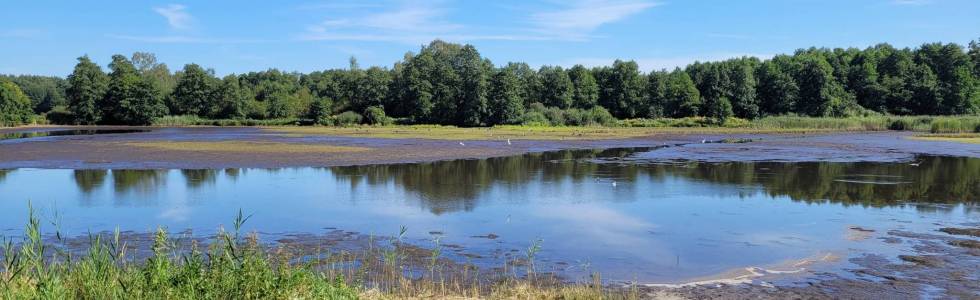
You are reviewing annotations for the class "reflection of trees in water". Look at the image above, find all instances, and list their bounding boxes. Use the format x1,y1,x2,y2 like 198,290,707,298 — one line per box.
224,168,241,181
60,150,980,213
0,169,11,184
332,150,979,213
110,170,168,202
73,170,108,194
181,170,219,189
329,149,643,214
663,156,980,207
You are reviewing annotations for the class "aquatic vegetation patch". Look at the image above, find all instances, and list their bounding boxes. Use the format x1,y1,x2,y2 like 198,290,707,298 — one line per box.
122,141,372,153
908,133,980,145
266,125,835,141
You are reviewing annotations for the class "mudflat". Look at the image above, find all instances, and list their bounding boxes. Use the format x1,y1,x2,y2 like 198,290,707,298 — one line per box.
2,126,978,169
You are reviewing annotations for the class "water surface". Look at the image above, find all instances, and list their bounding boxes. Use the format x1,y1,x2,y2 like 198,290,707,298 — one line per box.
1,149,978,282
0,129,147,143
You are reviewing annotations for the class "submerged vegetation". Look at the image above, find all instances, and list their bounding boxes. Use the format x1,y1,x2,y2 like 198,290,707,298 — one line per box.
0,208,636,300
2,39,980,127
911,133,980,144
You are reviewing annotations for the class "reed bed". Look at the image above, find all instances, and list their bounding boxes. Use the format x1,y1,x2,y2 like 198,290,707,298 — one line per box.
1,208,641,300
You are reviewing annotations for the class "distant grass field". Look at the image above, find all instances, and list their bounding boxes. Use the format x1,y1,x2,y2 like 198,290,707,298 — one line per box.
123,141,372,153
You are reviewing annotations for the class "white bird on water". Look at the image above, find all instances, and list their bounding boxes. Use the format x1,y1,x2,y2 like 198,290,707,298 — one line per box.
506,139,512,145
701,139,707,144
909,160,922,167
611,181,618,187
459,141,465,146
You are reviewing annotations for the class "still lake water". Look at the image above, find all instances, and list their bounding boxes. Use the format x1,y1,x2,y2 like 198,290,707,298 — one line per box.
1,148,978,283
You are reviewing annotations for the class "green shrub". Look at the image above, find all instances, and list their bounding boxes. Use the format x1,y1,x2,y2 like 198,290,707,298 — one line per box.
44,105,74,125
587,107,616,126
307,99,330,125
519,111,550,126
333,111,363,126
888,118,912,130
364,106,393,125
563,108,588,126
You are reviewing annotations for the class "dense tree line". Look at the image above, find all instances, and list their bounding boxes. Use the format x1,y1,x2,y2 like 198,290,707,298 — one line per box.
3,39,979,126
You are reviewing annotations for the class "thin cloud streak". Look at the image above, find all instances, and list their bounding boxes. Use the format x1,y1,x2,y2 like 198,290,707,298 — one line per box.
530,0,659,40
153,4,193,30
0,28,44,39
891,0,933,5
300,1,555,43
106,34,272,44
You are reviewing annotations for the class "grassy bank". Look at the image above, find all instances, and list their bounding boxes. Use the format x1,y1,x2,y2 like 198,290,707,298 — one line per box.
0,209,639,300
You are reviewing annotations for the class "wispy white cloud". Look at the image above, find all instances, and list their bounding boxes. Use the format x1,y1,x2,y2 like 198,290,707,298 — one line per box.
530,0,659,40
153,4,193,30
300,1,559,43
106,34,270,44
301,2,466,43
295,2,384,11
0,28,44,39
891,0,933,5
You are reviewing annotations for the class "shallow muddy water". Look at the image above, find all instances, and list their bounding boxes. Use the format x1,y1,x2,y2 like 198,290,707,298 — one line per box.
0,129,147,142
0,148,978,283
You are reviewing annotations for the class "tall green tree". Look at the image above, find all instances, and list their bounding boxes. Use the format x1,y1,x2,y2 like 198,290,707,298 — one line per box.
644,70,669,118
457,45,491,126
702,96,734,124
794,54,844,116
756,58,798,116
172,63,220,117
538,66,573,109
0,79,34,125
217,74,249,119
502,62,539,108
132,52,176,104
66,56,108,124
103,54,166,125
663,69,701,117
488,68,524,125
597,60,645,118
915,43,979,114
568,65,599,109
351,67,392,113
970,39,980,77
729,61,759,119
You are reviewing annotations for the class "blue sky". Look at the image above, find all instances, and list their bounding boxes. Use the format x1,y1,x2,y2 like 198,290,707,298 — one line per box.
2,0,978,77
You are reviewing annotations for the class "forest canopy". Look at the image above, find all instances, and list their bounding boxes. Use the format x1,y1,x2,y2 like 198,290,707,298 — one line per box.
2,39,979,127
